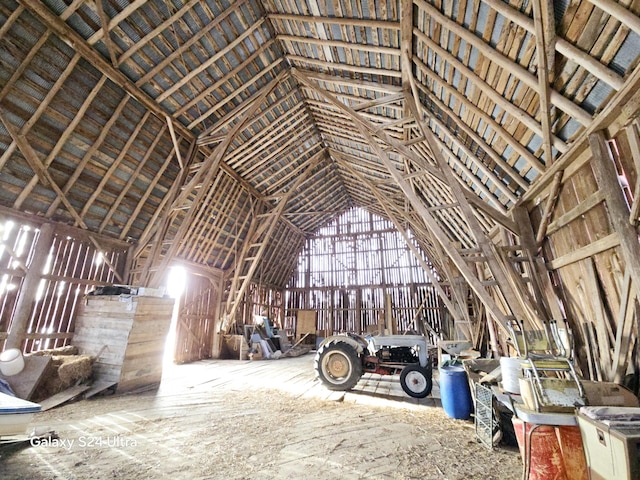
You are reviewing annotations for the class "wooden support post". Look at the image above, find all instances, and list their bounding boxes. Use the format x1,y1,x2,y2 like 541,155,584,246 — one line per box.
589,131,640,301
5,223,55,350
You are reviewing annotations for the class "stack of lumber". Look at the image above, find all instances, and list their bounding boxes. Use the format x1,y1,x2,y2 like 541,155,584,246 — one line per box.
73,295,174,393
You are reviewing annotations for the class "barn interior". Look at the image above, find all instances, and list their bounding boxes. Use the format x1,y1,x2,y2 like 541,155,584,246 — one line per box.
2,0,640,478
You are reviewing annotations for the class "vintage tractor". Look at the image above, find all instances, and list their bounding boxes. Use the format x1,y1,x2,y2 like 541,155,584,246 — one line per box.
314,333,433,398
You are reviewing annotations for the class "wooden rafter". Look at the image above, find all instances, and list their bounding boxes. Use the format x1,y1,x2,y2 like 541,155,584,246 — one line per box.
295,71,516,331
14,76,108,209
0,109,88,230
94,0,119,67
222,156,322,331
531,0,555,166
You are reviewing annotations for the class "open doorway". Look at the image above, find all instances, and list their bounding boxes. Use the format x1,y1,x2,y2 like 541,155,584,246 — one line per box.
163,265,186,365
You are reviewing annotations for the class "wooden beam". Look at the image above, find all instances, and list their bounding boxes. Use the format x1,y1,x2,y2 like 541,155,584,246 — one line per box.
5,223,54,350
414,0,592,127
531,0,555,166
14,75,108,209
548,233,620,269
81,110,152,219
340,156,468,331
156,18,267,103
610,270,636,382
166,115,184,169
412,64,546,173
588,0,640,39
86,0,148,45
625,121,640,225
45,95,130,220
287,55,402,79
176,39,277,119
117,0,199,65
187,59,284,130
18,0,194,141
0,109,88,229
409,95,546,329
148,71,288,287
98,124,168,234
413,27,568,154
546,190,606,236
278,34,400,57
535,170,563,245
589,131,640,301
299,74,515,331
482,0,623,90
94,0,118,67
135,1,247,86
267,13,401,30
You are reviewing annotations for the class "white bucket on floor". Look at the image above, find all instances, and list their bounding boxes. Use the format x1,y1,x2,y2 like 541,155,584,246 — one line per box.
0,348,25,376
500,356,525,394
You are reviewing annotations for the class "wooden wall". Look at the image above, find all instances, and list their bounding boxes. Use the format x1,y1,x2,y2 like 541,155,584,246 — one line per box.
519,123,640,390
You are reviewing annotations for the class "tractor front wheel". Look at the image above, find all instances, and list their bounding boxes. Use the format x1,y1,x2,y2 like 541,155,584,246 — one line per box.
400,364,433,398
315,341,363,391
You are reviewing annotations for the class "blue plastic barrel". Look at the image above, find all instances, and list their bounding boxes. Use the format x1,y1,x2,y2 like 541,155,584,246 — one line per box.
439,365,473,420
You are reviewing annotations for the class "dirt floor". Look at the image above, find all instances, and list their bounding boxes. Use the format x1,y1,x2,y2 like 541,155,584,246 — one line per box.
0,354,523,479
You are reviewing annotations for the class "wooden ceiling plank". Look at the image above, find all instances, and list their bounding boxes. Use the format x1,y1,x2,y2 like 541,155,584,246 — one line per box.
45,95,130,218
287,54,402,78
14,75,108,209
120,148,175,241
430,121,517,205
176,39,276,118
19,53,81,136
416,86,530,189
18,0,194,141
98,124,168,234
94,0,119,67
295,68,403,93
415,0,591,128
187,59,284,130
117,0,199,65
588,0,640,38
482,0,623,90
156,18,266,103
0,109,88,229
268,12,400,30
81,110,152,219
413,28,568,154
135,1,244,86
277,33,400,56
531,0,556,166
0,31,50,104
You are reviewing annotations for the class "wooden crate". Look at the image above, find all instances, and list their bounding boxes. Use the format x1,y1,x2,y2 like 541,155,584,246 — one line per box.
72,295,174,393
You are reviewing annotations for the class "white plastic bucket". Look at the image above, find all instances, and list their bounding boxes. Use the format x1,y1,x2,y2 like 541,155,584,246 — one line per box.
500,356,524,394
0,348,25,376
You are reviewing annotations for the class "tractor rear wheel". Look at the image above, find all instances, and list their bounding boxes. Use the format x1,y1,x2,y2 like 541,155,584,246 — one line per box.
400,364,432,398
315,340,363,391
